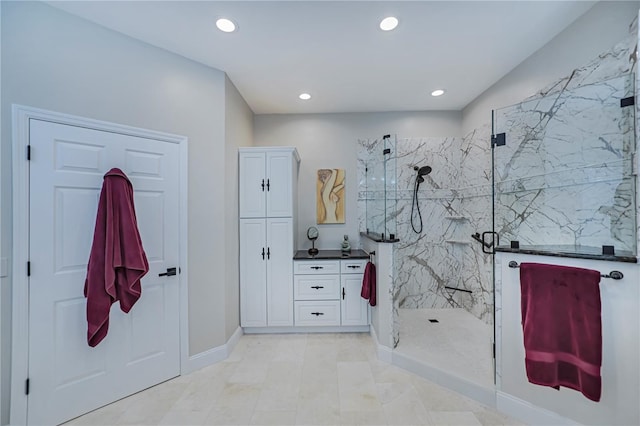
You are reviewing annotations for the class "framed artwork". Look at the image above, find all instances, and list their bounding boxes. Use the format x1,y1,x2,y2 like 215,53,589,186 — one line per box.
317,169,345,224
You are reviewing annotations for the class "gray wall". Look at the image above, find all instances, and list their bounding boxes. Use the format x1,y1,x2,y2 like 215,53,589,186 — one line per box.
0,2,241,421
224,76,254,340
463,1,640,133
253,111,462,250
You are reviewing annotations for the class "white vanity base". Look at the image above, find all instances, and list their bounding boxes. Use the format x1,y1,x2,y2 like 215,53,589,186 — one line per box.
243,325,370,334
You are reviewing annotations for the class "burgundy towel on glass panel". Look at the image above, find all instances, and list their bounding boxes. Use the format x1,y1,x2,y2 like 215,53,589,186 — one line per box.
84,168,149,347
519,262,602,402
361,261,376,306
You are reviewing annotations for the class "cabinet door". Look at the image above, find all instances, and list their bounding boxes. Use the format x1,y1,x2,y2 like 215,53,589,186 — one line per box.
239,152,267,218
266,152,293,218
341,274,369,326
266,218,294,326
240,219,267,327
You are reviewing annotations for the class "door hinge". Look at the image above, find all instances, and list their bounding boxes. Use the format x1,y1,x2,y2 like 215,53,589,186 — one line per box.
621,96,635,108
491,133,506,147
27,261,31,277
25,378,30,395
27,145,31,161
492,342,496,359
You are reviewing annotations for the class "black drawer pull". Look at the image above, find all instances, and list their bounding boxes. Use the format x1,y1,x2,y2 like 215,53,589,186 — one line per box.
311,286,324,289
310,266,323,270
347,265,361,269
311,312,324,316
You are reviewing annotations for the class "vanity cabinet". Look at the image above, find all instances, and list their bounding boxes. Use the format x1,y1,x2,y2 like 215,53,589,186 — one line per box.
239,147,299,328
293,257,369,327
341,259,369,326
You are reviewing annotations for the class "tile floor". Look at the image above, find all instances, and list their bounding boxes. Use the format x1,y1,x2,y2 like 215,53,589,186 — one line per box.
65,333,523,425
396,309,494,387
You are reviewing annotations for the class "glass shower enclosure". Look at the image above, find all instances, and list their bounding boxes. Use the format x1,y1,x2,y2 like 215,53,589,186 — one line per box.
492,72,637,257
362,134,398,241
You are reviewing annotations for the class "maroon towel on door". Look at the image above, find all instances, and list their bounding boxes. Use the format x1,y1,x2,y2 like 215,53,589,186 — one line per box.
361,261,376,306
519,262,602,402
84,168,149,347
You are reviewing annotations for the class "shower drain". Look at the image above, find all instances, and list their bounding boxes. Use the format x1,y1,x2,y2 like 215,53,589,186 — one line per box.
428,319,439,323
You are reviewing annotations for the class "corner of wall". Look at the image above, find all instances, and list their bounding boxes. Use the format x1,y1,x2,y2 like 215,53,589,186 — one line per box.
223,75,254,341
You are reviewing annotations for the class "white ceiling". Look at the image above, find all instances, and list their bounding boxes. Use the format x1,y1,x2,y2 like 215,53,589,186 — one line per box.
47,1,596,115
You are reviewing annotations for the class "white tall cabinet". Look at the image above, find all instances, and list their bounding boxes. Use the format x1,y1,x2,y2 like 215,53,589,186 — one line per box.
239,147,299,327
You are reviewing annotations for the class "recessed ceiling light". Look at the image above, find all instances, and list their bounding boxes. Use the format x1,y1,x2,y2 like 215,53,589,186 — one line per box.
380,17,399,31
431,89,445,97
299,93,311,100
216,18,236,33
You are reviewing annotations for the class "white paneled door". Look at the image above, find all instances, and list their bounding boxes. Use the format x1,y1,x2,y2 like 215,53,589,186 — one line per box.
27,120,180,425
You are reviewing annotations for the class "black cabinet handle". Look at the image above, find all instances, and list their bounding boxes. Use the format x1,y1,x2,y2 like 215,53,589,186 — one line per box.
159,267,177,277
342,287,345,300
310,266,323,270
266,179,270,191
267,247,271,260
311,286,324,290
311,312,324,316
347,265,361,269
262,248,265,260
261,179,265,191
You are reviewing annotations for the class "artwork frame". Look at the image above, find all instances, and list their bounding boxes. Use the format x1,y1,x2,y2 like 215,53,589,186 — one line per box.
316,169,345,224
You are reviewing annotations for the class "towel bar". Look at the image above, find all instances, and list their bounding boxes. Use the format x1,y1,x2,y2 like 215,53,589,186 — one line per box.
507,261,623,280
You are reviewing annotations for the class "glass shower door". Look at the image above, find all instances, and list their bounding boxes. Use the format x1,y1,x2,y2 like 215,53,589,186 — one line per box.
492,72,637,256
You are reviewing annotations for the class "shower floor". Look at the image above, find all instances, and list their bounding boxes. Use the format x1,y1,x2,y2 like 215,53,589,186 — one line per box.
395,308,494,388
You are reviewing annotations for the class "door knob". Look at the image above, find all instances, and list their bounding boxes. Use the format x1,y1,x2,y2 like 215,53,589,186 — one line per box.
158,267,177,277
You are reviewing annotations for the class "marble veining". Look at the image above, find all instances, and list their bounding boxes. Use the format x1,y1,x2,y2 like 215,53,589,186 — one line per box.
358,18,638,350
358,135,495,327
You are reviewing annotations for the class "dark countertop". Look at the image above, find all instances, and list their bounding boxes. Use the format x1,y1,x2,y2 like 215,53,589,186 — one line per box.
495,245,637,263
360,232,400,243
294,249,369,260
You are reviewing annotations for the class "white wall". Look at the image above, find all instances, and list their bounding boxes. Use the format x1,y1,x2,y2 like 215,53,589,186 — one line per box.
224,76,254,340
0,3,239,421
497,253,639,425
462,1,640,133
254,111,462,250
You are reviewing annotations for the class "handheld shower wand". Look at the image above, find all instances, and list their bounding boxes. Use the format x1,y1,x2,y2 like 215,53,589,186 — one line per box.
411,166,432,233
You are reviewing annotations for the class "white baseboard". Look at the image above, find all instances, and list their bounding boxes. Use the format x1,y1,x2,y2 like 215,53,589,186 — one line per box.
243,325,369,334
391,351,496,408
225,326,243,355
369,324,393,363
185,327,244,374
496,392,580,426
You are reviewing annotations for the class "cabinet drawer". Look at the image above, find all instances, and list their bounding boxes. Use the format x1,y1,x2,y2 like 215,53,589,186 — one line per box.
341,259,368,274
294,301,341,326
294,260,340,275
294,275,340,300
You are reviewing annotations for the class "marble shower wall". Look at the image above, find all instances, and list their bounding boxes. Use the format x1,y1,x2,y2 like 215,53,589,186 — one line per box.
358,135,495,326
492,16,638,255
494,72,636,253
357,16,638,333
